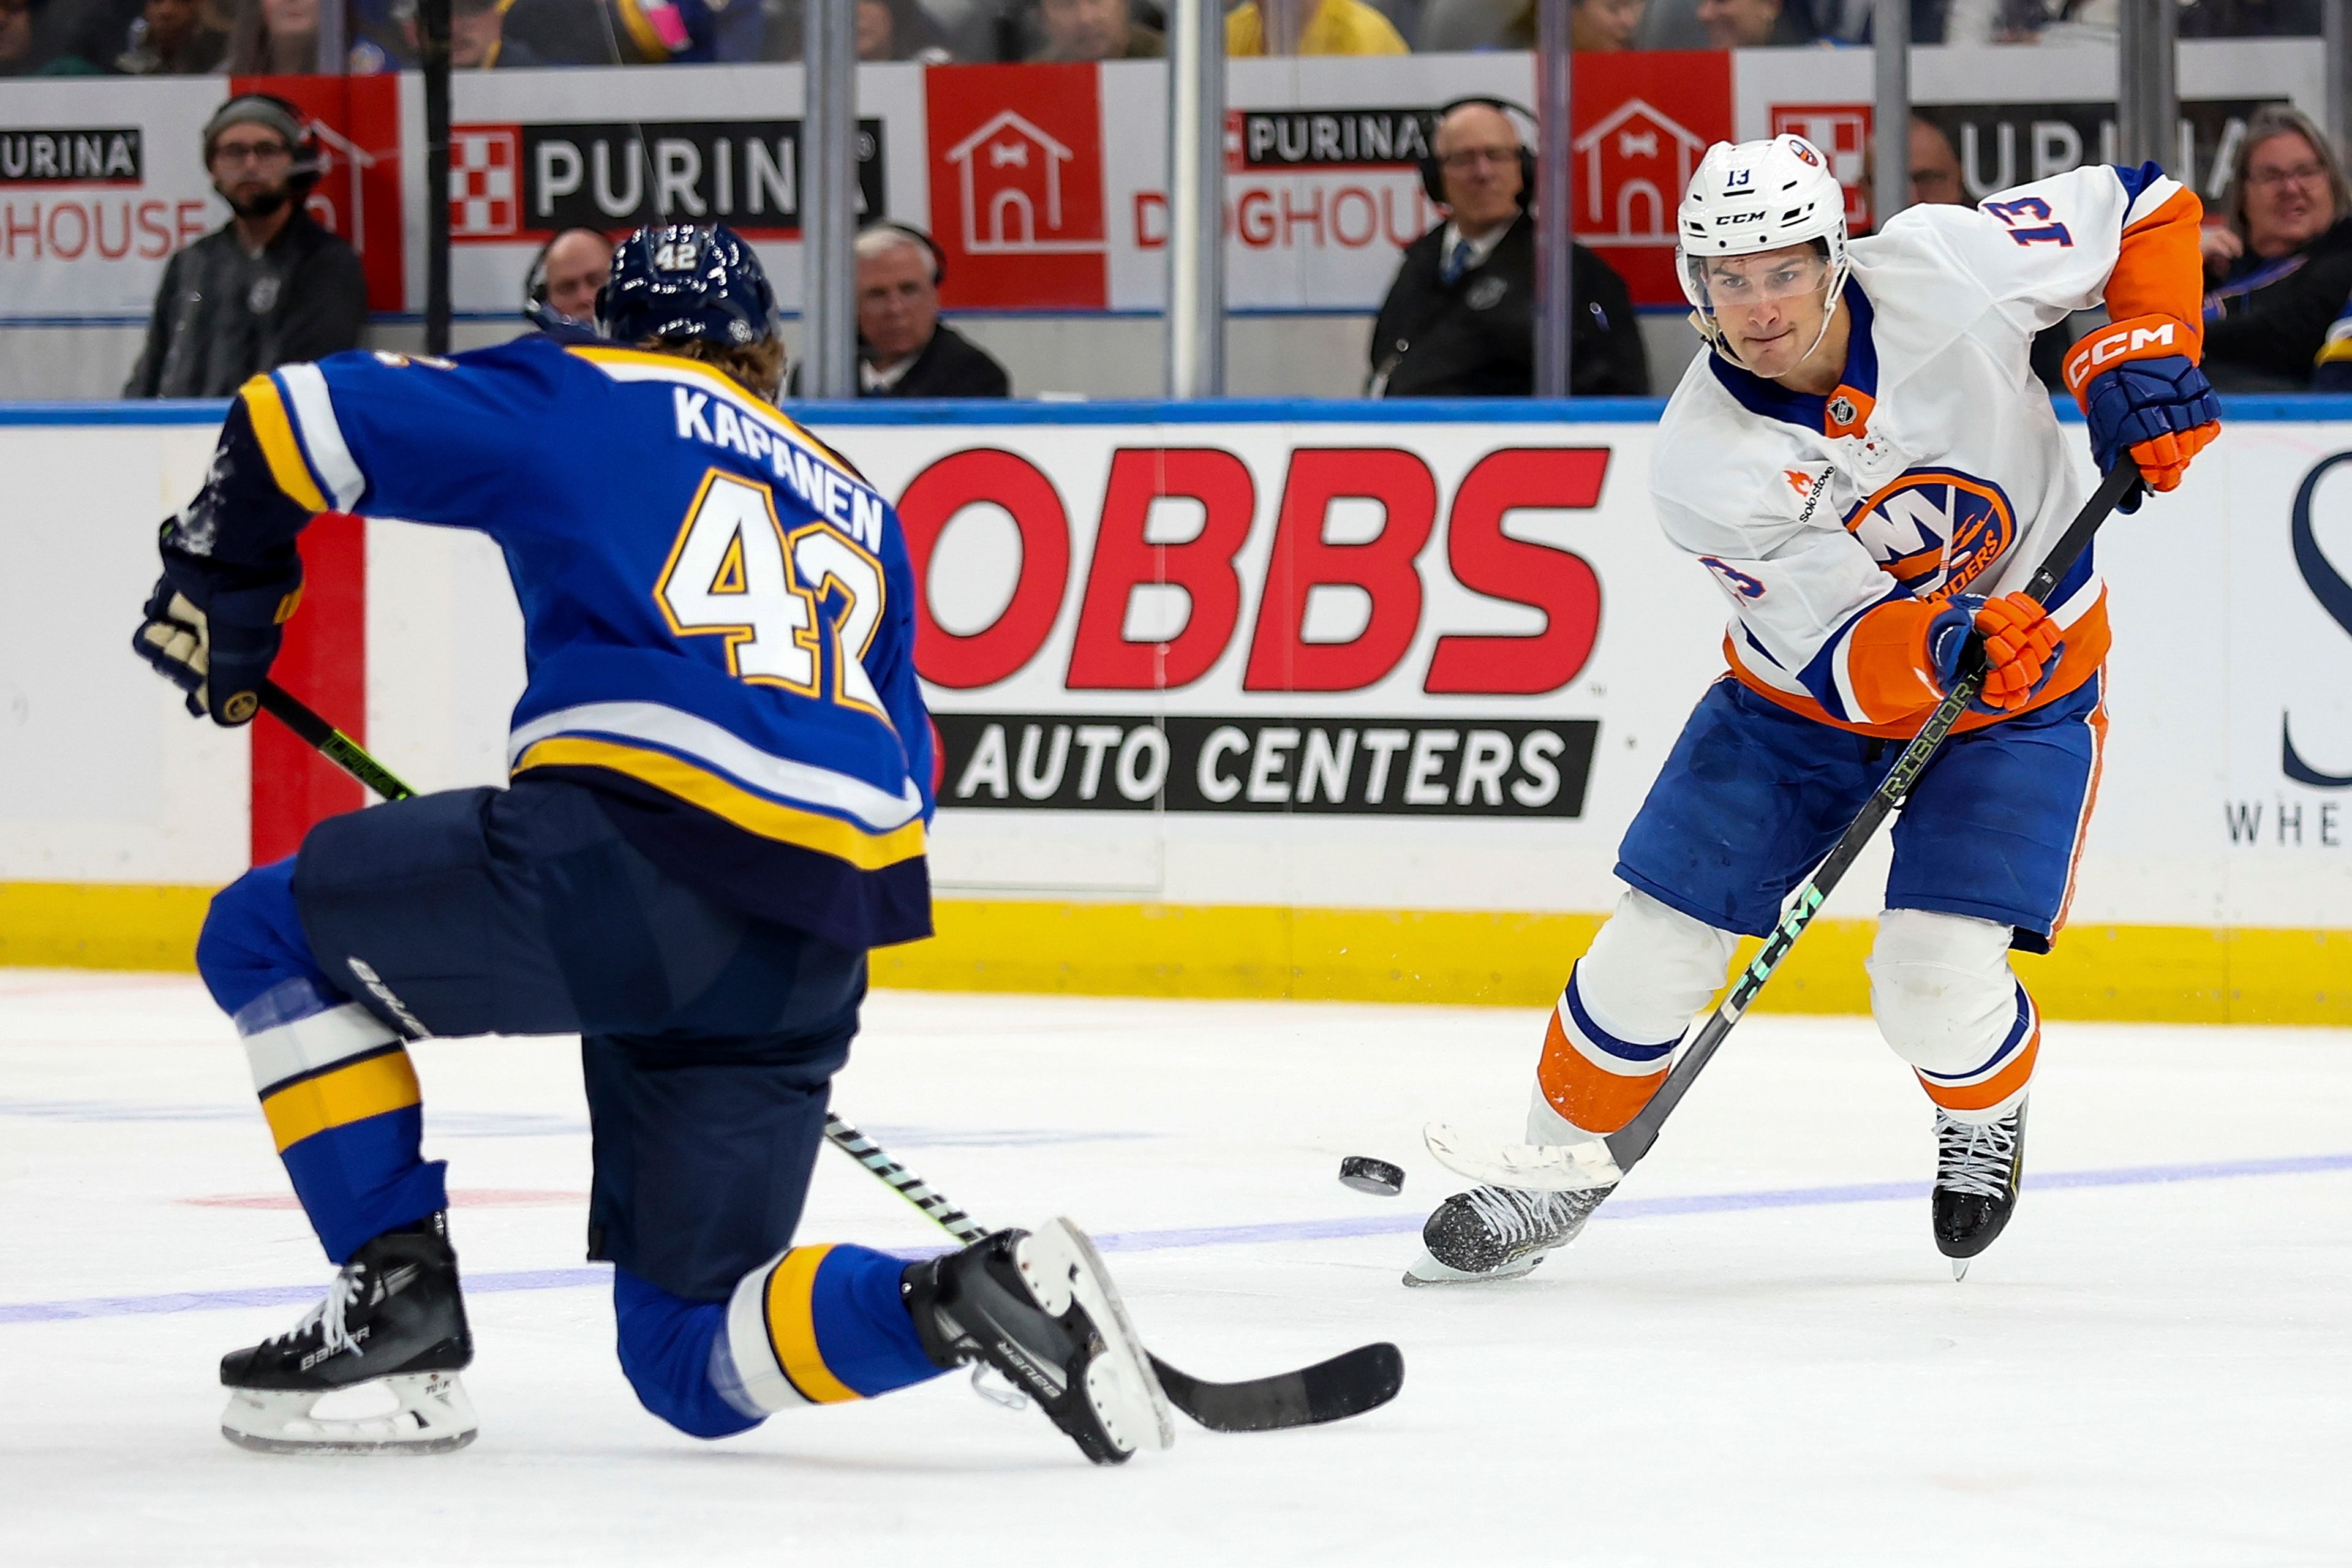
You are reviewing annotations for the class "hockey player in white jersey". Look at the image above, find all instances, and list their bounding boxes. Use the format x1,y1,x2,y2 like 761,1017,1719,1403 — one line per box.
1411,135,2219,1285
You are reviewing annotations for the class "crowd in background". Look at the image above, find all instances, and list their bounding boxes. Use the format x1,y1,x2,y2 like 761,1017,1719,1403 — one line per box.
1,0,2335,76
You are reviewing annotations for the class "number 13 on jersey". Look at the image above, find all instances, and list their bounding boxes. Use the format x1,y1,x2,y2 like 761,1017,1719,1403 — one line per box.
656,469,888,717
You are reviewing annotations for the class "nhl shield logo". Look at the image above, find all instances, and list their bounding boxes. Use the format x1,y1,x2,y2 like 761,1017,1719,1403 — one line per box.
1826,393,1858,428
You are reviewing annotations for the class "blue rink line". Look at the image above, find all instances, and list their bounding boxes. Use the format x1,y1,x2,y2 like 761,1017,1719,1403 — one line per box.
7,1150,2348,1328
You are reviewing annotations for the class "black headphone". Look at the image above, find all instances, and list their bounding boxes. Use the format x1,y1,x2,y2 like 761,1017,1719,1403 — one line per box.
1417,97,1539,212
524,226,615,319
860,220,946,285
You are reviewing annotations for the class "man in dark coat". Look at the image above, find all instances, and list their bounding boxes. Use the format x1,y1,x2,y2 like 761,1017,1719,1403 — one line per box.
124,94,367,399
1368,100,1648,399
790,224,1011,399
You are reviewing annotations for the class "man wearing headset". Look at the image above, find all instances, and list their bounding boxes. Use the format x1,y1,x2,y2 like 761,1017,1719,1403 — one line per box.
788,224,1011,399
1367,99,1648,399
126,94,367,399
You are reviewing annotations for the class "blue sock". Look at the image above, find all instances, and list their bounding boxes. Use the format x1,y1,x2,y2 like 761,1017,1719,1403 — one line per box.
612,1268,764,1440
200,859,446,1263
622,1244,944,1436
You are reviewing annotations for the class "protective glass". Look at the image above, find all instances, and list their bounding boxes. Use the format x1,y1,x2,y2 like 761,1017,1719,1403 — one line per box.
1687,251,1832,310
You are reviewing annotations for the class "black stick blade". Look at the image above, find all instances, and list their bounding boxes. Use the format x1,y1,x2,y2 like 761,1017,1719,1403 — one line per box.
1148,1343,1404,1433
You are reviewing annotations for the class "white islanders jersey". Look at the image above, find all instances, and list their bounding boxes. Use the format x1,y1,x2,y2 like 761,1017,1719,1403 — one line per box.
1651,162,2198,737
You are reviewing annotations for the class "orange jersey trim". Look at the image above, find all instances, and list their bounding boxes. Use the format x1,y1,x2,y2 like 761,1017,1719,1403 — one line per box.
1724,591,2111,741
2105,186,2206,361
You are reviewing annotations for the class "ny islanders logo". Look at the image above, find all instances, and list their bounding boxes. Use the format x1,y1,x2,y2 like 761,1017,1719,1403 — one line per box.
1843,470,2016,598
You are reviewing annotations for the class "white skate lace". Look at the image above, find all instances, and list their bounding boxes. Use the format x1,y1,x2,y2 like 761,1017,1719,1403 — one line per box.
268,1262,366,1358
1936,1114,2019,1200
1461,1185,1564,1246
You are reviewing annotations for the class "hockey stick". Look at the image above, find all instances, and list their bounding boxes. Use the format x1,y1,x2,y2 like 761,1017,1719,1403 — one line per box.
1428,461,2145,1194
250,684,1404,1436
823,1114,1405,1433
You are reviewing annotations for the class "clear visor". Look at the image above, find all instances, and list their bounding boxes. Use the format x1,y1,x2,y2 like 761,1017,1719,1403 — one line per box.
1686,250,1833,311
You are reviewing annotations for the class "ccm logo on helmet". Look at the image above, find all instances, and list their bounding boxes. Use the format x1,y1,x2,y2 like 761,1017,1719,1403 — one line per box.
2065,322,2178,390
1714,212,1764,225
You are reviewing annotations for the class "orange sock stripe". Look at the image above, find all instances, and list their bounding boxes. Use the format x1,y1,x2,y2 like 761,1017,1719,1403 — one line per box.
1918,1028,2040,1114
1537,1008,1667,1135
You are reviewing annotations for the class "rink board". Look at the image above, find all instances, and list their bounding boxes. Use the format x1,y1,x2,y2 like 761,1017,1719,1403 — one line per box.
2,399,2347,1023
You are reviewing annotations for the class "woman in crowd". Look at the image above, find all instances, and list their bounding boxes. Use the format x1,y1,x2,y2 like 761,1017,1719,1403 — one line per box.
2200,104,2352,391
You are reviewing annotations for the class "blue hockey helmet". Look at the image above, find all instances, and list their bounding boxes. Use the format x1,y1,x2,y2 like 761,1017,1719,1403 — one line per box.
597,222,777,347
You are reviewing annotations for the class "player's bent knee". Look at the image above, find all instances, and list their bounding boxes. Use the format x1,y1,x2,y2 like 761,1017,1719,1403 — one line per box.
612,1268,765,1441
1866,910,2019,1076
1578,889,1740,1042
196,858,336,1017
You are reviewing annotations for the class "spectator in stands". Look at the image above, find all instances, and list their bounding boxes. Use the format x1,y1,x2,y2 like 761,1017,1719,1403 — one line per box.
1030,0,1161,59
399,0,545,64
2177,0,2320,36
115,0,228,70
0,0,40,72
1695,0,1814,46
2201,104,2352,391
227,0,318,70
1417,0,1646,51
790,225,1011,398
859,0,953,59
125,95,368,401
524,228,616,335
1942,0,2114,43
1227,0,1407,55
1907,112,1966,209
1367,100,1648,398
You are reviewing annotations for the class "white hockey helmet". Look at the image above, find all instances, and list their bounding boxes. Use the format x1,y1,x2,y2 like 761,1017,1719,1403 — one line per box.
1676,135,1850,358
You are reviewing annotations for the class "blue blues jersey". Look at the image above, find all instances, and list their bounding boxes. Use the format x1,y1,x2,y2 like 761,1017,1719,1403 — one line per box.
173,337,932,949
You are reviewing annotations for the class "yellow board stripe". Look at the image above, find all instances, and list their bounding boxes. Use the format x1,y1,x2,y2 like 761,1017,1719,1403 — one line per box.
260,1049,420,1152
512,737,927,870
237,374,330,514
763,1245,862,1405
6,881,2351,1027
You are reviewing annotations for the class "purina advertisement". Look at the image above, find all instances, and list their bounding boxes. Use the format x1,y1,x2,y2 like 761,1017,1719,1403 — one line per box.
1,39,2328,324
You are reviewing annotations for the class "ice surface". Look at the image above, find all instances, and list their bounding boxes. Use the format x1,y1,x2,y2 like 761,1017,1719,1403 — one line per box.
2,969,2348,1565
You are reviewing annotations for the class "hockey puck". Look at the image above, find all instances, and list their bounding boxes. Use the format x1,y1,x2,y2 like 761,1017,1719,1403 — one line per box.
1338,1155,1406,1196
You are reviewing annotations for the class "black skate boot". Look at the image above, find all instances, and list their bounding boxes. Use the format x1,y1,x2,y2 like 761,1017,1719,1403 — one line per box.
902,1218,1172,1466
219,1212,476,1453
1934,1101,2027,1280
1404,1182,1616,1286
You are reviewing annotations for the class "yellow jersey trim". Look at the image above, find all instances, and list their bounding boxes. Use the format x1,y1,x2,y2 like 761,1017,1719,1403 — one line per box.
511,736,927,870
564,345,859,483
260,1049,420,1153
238,374,330,514
764,1245,863,1404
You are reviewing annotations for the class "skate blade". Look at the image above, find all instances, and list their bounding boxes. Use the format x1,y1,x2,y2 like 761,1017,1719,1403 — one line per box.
1423,1121,1623,1192
1951,1257,1970,1282
221,1371,478,1455
1400,1249,1544,1288
1030,1218,1175,1458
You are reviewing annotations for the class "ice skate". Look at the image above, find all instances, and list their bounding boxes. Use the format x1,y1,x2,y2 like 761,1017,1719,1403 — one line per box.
219,1212,476,1455
902,1217,1173,1465
1935,1101,2027,1280
1402,1182,1615,1286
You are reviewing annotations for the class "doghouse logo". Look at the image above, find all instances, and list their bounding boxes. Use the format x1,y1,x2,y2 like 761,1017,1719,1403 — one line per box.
1844,469,2017,598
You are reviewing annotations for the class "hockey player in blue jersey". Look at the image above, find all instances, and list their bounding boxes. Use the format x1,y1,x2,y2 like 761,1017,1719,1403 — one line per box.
132,224,1173,1464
